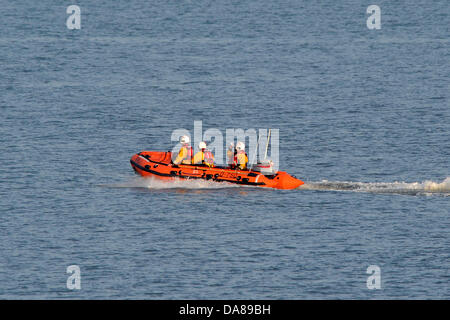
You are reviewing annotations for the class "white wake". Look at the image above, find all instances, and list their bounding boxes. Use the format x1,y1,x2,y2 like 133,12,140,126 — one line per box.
101,176,239,190
301,177,450,196
101,176,450,196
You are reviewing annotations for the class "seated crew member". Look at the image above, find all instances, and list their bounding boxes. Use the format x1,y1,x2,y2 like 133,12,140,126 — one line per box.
227,142,236,167
234,141,248,170
173,135,193,165
193,141,214,167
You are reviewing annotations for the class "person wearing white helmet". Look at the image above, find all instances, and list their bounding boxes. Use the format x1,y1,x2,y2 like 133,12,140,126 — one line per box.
193,141,215,167
234,141,248,170
173,135,193,165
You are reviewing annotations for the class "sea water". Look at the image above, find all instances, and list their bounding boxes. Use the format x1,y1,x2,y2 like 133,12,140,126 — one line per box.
0,0,449,299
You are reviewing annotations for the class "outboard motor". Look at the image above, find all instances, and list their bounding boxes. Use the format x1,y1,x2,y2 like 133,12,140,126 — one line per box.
252,159,277,174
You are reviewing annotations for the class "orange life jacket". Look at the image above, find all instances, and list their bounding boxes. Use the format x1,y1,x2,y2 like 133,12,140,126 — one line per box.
203,150,214,166
182,145,193,164
234,150,247,166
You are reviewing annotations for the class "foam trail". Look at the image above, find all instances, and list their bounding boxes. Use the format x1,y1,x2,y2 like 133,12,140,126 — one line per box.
301,177,450,196
100,176,450,195
101,176,240,190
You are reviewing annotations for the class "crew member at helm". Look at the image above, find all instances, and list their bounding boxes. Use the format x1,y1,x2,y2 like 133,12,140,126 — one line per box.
193,141,215,167
234,141,248,170
173,135,193,165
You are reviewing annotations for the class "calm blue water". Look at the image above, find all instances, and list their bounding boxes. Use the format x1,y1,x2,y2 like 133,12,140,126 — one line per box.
1,0,449,299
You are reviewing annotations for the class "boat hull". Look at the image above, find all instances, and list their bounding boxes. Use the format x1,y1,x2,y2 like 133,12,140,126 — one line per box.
130,151,304,190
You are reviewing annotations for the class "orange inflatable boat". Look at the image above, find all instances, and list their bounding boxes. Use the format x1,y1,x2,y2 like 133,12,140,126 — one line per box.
130,151,304,190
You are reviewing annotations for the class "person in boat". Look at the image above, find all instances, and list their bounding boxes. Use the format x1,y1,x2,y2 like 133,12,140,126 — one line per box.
227,142,236,167
173,135,193,165
234,141,248,170
193,141,215,167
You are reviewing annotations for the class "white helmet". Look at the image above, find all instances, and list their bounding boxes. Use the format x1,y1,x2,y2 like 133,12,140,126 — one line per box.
198,141,207,149
228,142,234,150
236,141,245,151
179,135,190,144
